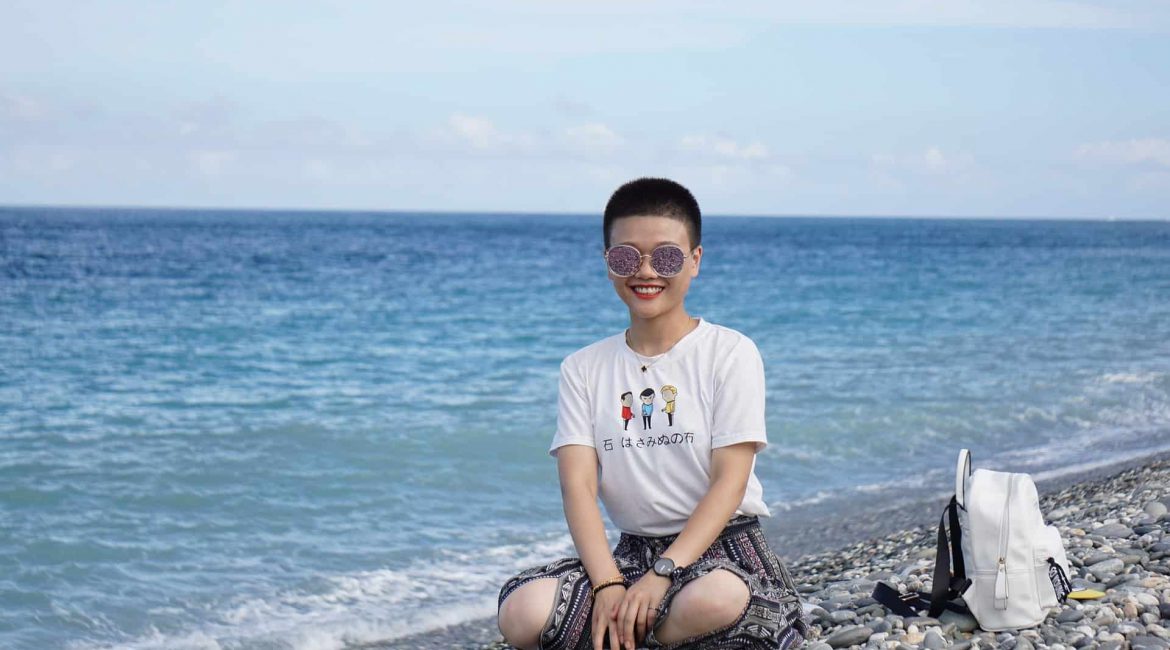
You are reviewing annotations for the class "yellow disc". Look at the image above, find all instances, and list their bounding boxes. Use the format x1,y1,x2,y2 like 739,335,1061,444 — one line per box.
1067,589,1106,600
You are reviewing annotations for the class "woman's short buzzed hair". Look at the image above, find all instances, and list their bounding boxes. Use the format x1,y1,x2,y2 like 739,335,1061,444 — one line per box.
603,177,701,250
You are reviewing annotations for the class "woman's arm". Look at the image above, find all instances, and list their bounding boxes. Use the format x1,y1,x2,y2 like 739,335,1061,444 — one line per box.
557,444,622,583
657,441,757,567
616,441,757,649
558,444,628,650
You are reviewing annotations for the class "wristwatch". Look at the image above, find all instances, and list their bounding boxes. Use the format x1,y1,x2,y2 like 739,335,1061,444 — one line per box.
652,556,676,578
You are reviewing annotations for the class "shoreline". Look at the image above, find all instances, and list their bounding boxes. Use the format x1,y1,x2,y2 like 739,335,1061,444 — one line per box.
375,449,1170,650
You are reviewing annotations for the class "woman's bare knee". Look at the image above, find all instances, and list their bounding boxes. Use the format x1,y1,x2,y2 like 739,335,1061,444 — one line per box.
498,578,557,650
655,569,750,643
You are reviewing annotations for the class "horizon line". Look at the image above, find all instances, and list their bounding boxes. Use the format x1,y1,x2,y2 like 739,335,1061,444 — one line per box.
0,202,1165,223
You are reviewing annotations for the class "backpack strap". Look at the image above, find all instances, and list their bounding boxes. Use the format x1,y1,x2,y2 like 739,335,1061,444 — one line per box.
955,449,972,509
928,496,972,618
871,581,972,618
871,497,973,619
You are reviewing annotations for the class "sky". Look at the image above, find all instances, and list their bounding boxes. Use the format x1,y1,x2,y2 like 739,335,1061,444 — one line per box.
1,1,1168,218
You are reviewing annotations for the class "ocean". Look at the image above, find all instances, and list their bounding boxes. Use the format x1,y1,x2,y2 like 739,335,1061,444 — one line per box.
2,207,1169,649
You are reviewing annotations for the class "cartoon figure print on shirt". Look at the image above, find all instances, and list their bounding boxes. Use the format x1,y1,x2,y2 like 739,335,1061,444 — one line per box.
606,382,693,453
639,388,655,429
661,385,677,427
620,392,634,431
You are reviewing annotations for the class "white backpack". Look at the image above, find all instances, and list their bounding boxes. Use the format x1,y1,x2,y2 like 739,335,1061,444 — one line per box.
947,449,1073,630
873,449,1073,631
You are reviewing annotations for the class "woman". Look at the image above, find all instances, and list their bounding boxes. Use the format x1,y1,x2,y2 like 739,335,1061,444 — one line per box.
497,178,808,650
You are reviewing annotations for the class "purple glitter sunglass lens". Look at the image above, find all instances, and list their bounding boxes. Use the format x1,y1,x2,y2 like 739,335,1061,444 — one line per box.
605,244,687,277
650,245,686,276
606,245,642,277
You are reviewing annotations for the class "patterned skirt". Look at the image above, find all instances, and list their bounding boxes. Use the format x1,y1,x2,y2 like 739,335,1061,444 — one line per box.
498,515,809,650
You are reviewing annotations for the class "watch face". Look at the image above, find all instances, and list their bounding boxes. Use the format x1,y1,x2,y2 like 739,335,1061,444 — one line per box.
654,558,674,576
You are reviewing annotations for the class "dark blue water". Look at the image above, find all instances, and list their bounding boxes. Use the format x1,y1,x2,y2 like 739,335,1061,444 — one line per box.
2,208,1169,649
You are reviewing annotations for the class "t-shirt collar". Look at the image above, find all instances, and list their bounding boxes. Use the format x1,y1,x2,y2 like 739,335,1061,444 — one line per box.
619,316,708,368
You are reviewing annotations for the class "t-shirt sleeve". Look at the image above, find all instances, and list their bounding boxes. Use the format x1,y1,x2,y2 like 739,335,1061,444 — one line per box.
711,336,768,452
549,357,595,457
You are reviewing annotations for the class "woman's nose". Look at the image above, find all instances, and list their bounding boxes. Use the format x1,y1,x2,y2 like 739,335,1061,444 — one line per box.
635,254,657,278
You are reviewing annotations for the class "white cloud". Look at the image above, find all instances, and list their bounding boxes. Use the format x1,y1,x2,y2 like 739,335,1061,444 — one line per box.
872,146,974,175
190,150,236,177
679,134,770,161
5,145,80,174
1075,139,1170,168
564,123,623,154
733,0,1152,30
0,92,47,121
443,114,537,152
447,114,501,149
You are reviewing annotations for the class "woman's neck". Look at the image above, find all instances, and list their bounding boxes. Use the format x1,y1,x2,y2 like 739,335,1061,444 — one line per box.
626,310,698,357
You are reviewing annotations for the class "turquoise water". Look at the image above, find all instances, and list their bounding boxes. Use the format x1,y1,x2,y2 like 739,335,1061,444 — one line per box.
2,208,1169,649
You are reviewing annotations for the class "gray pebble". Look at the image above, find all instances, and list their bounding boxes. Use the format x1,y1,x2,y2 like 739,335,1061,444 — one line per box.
807,643,833,650
940,609,979,633
1094,608,1119,626
1107,573,1140,588
1096,523,1137,538
924,629,948,650
1090,558,1126,579
1135,592,1161,608
826,624,873,648
849,580,876,593
1147,502,1169,518
1015,637,1034,650
829,609,857,624
1134,637,1170,650
1058,608,1086,623
1083,551,1114,566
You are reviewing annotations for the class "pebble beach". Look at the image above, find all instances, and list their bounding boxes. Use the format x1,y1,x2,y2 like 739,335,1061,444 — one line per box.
382,453,1170,650
788,456,1170,650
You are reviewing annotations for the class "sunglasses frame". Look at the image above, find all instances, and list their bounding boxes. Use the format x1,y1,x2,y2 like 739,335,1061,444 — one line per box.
602,243,693,278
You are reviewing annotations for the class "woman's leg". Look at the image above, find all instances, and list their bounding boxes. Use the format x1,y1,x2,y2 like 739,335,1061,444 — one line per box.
652,569,749,645
498,577,557,650
641,519,808,649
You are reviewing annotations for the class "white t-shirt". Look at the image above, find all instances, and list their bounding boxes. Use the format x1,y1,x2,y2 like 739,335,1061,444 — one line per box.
549,317,771,536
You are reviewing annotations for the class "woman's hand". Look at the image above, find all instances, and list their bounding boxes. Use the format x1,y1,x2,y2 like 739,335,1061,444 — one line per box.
592,584,627,650
617,573,670,649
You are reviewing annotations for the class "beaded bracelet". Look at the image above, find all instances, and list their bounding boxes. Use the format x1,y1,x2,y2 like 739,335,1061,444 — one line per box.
590,575,627,597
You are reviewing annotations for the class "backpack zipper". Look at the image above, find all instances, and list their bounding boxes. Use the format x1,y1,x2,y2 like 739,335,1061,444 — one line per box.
993,475,1013,609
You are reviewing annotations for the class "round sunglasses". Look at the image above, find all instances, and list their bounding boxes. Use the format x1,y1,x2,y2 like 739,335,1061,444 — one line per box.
603,244,691,278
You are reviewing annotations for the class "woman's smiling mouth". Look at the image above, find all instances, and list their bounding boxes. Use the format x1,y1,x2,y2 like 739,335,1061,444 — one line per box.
631,285,665,299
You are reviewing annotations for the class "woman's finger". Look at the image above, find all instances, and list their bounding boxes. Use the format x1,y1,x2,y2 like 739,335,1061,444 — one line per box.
608,618,621,650
635,601,648,646
592,608,606,650
621,594,639,649
616,596,630,638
